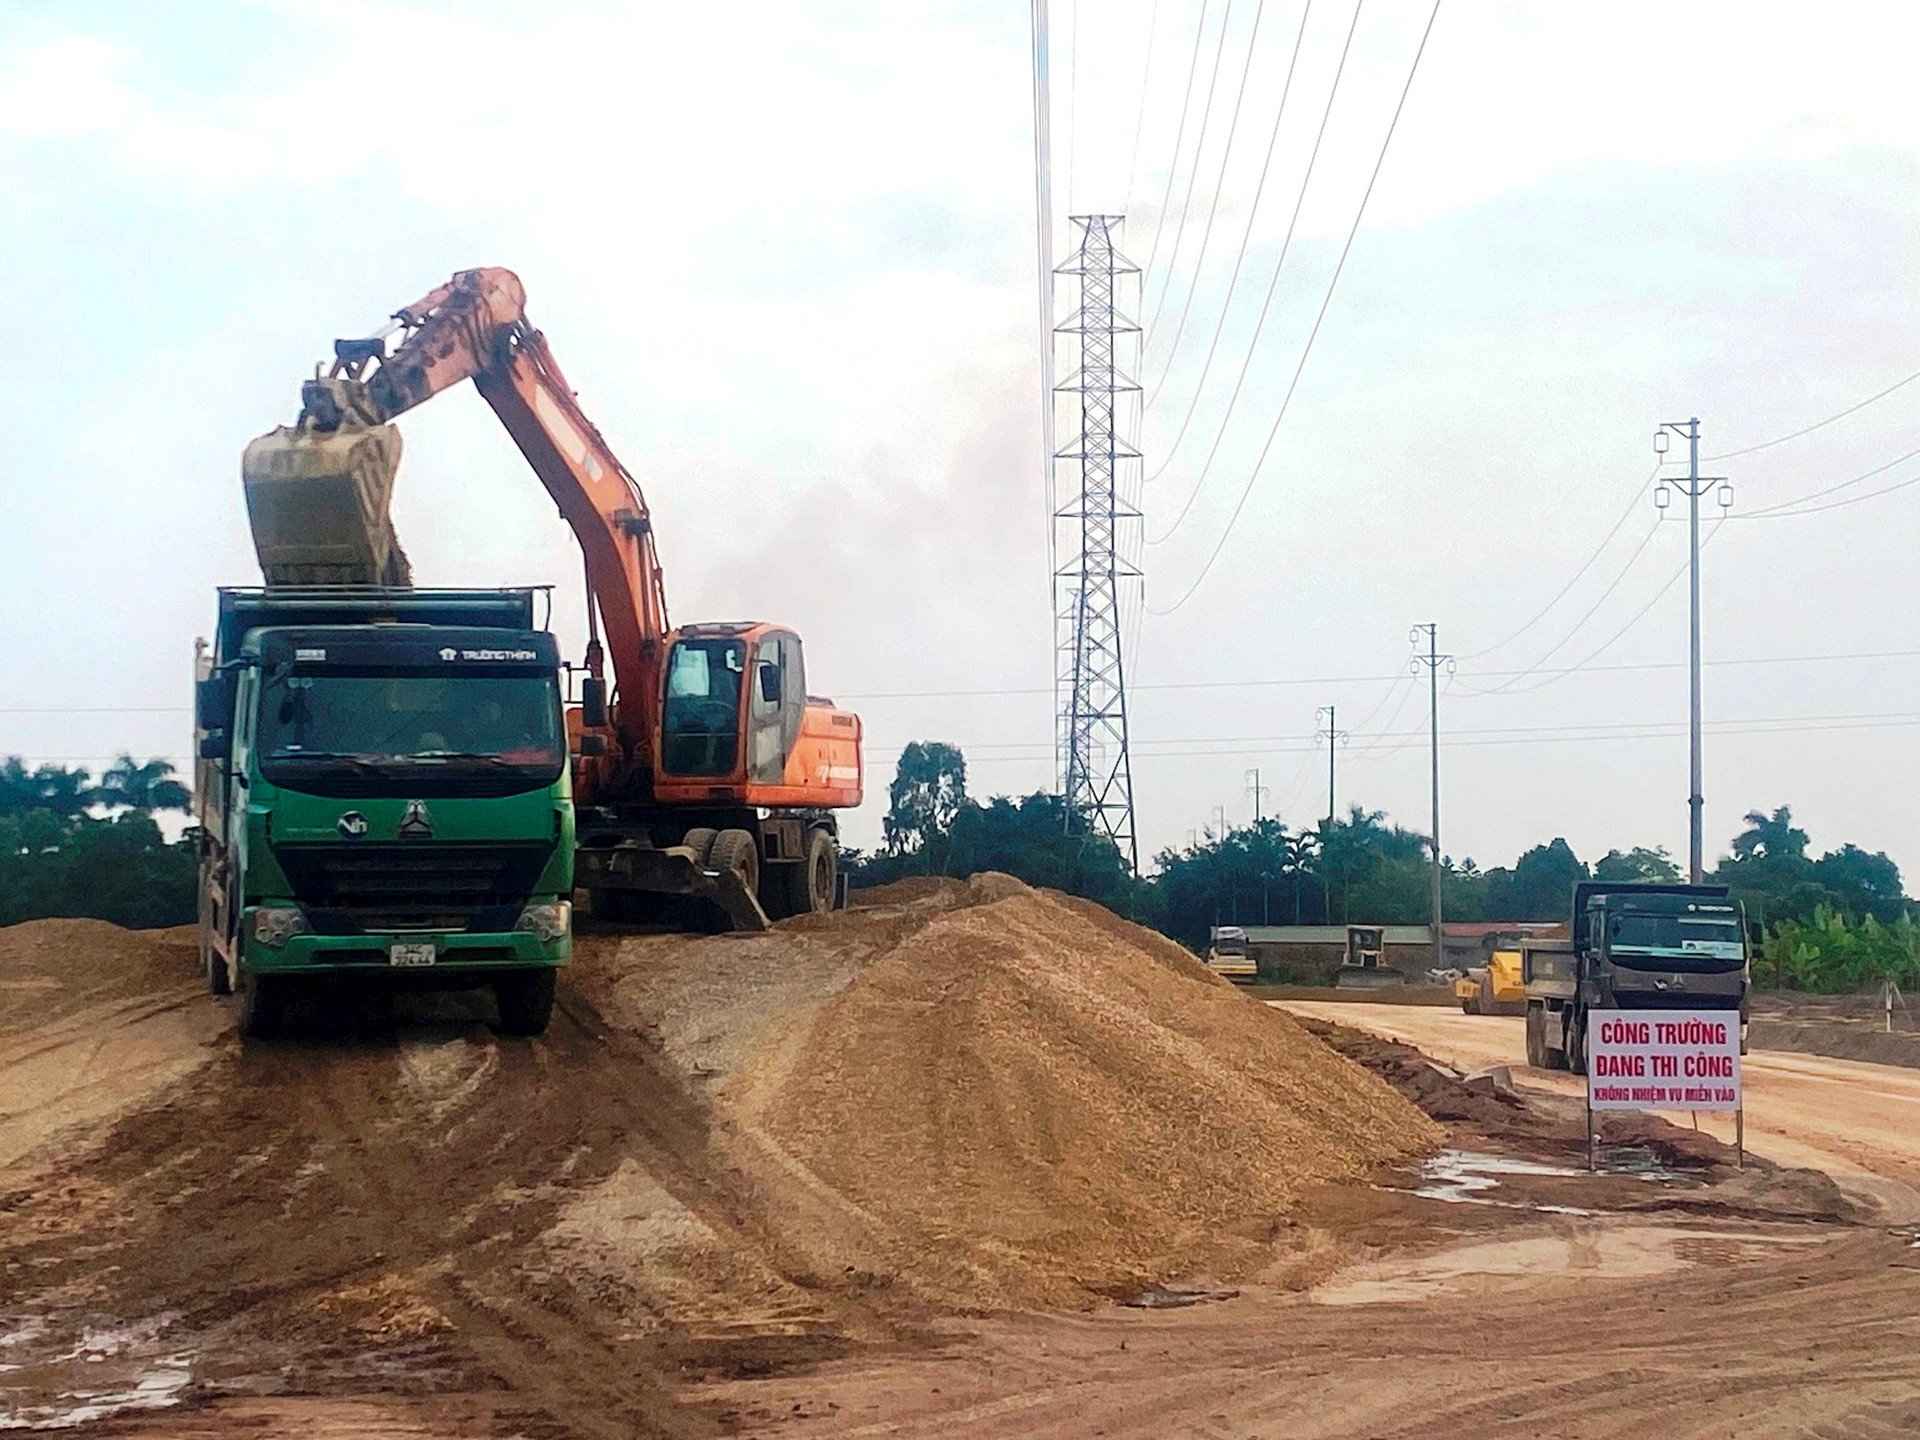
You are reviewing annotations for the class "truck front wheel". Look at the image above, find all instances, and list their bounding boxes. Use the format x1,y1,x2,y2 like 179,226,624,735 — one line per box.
494,969,557,1037
236,967,286,1040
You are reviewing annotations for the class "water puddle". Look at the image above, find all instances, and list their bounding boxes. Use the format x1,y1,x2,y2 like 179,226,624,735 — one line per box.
1409,1151,1594,1215
0,1316,193,1431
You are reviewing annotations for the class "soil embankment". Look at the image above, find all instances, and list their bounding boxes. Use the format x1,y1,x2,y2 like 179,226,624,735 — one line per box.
0,876,1435,1435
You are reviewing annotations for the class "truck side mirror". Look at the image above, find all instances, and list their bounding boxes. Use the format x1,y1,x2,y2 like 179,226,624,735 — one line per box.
577,734,608,758
581,675,608,729
758,663,782,706
196,672,235,731
198,730,229,761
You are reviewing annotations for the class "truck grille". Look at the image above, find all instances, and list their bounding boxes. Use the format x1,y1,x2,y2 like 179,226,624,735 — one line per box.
273,841,552,934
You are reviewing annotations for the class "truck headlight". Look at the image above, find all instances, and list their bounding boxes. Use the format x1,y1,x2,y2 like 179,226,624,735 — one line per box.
253,906,310,947
515,901,572,942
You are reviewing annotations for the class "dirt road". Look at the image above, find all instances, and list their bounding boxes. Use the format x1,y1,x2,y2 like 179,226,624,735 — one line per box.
6,916,1919,1439
1281,1000,1920,1217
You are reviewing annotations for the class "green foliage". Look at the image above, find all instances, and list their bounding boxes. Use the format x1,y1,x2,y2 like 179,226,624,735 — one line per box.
0,758,197,929
1713,802,1908,930
97,755,192,814
881,741,967,864
0,807,196,929
1594,845,1682,884
1760,907,1920,993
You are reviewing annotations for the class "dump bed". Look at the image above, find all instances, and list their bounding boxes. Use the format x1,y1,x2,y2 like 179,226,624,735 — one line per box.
210,587,544,664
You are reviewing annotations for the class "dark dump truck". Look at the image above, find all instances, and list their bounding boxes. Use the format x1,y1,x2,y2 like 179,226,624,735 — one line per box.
1522,882,1750,1073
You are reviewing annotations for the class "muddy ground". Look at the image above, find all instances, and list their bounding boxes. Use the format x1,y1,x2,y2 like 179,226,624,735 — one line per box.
3,919,1918,1438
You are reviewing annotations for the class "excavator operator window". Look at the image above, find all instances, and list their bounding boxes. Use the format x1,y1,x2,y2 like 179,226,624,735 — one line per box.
662,638,745,777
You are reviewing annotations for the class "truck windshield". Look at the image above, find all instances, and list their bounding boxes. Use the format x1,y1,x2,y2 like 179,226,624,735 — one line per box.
258,669,565,794
1608,912,1744,957
661,638,744,777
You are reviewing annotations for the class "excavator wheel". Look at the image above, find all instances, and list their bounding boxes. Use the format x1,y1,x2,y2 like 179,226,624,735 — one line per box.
707,829,760,899
680,827,719,866
785,828,836,918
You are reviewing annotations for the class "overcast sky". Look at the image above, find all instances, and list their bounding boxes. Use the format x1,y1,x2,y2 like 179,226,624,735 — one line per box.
2,0,1915,878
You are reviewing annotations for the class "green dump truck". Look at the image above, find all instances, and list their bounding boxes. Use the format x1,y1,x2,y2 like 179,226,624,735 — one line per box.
193,587,574,1038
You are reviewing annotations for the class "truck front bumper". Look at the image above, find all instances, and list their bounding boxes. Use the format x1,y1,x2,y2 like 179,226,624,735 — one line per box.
241,913,569,974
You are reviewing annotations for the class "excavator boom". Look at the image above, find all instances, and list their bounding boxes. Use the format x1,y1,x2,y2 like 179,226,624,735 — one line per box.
246,268,670,780
242,267,863,930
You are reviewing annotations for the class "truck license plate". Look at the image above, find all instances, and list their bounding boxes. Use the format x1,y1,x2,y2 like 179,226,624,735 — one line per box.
389,943,437,968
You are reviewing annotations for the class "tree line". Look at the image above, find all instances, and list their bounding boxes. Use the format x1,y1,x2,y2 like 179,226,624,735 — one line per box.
852,743,1917,994
0,758,197,929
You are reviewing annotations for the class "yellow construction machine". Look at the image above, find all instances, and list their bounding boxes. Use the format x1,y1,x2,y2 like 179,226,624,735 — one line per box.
1455,948,1526,1015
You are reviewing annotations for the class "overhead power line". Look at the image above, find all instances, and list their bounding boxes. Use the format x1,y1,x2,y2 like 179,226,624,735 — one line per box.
1143,0,1244,338
1141,0,1314,458
940,713,1920,764
1465,518,1662,696
1139,0,1215,279
1458,464,1661,661
1145,0,1358,501
1142,0,1268,391
1122,0,1164,208
1730,470,1920,520
1148,0,1443,614
1702,369,1920,463
16,648,1916,716
1453,520,1725,697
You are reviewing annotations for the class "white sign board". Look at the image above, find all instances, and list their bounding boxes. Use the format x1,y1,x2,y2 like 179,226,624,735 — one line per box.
1587,1009,1741,1112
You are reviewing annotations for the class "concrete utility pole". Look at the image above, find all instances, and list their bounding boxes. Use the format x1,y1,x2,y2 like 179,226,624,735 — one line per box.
1315,706,1347,824
1245,768,1268,825
1412,624,1453,977
1655,419,1731,884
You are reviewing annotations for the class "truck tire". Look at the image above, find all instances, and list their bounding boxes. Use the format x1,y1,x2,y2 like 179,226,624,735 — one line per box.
236,967,286,1040
680,827,718,866
785,828,836,918
1524,1003,1547,1069
494,969,557,1037
200,884,231,998
1565,1007,1588,1077
708,829,760,897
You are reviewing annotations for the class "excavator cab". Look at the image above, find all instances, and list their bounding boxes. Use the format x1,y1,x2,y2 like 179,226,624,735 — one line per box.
651,622,858,810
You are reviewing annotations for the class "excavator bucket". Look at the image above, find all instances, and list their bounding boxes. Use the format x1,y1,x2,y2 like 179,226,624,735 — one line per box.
242,412,412,588
574,841,772,933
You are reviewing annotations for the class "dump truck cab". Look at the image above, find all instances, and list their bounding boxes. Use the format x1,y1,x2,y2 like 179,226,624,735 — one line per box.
1523,883,1749,1072
194,588,574,1038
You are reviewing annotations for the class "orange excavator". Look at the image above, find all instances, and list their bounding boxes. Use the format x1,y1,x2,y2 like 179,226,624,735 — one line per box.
242,267,862,929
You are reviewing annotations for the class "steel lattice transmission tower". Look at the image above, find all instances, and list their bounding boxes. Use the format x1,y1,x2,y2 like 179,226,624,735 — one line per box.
1052,214,1141,872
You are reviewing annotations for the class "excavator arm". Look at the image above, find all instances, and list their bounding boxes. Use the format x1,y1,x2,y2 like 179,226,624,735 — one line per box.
250,268,669,782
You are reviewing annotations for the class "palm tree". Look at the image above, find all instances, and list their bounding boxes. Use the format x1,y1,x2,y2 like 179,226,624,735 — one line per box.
1279,830,1318,923
1731,805,1808,864
27,763,99,820
97,755,192,814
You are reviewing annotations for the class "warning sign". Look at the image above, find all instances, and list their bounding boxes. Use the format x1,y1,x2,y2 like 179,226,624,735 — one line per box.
1586,1009,1741,1113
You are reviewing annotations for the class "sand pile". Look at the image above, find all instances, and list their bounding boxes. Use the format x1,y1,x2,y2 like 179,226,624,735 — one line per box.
0,919,220,1172
577,874,1439,1309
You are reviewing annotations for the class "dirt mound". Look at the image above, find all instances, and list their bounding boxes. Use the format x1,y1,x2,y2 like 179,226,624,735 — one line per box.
0,918,220,1171
579,874,1439,1310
